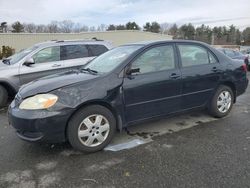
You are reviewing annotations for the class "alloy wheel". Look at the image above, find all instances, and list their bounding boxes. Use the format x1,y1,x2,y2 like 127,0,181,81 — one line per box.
217,91,232,113
78,114,110,147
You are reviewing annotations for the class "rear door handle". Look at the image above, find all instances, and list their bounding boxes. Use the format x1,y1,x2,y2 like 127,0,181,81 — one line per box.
169,73,180,79
52,64,61,67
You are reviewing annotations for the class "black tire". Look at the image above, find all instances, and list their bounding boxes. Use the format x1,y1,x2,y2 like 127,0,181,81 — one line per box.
0,85,8,108
67,105,116,152
208,85,234,118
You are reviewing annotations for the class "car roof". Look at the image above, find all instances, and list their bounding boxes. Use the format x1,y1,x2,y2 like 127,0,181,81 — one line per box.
33,39,112,49
123,39,211,47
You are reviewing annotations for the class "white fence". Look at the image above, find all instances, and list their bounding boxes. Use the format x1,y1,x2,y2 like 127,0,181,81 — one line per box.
0,30,172,51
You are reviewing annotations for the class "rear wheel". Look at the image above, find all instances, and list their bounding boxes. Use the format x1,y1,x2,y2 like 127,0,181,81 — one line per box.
208,85,234,118
0,85,8,108
67,105,116,152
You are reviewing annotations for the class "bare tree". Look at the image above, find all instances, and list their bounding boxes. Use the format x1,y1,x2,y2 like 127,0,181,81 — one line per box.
73,23,81,33
160,23,170,34
97,24,107,31
36,24,48,33
89,26,96,32
47,21,59,33
23,23,37,33
80,25,89,32
59,20,74,33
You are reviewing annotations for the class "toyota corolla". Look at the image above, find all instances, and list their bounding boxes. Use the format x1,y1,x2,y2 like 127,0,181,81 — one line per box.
8,40,249,152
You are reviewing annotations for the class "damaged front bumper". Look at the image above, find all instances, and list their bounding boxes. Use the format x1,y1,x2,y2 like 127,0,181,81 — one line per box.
8,100,74,143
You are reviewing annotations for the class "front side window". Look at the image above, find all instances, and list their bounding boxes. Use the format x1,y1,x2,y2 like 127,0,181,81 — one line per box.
131,45,175,74
60,45,89,60
88,45,108,56
32,46,60,63
178,45,210,67
8,45,39,64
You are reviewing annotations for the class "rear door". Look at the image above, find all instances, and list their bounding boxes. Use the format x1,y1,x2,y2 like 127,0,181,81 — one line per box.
60,44,94,70
177,43,222,109
123,44,182,122
19,46,65,85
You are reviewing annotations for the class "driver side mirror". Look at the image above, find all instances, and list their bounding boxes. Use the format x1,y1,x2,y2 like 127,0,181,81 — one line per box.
126,68,140,75
23,58,35,66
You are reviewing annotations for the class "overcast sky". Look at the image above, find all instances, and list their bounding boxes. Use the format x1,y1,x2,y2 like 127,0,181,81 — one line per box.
0,0,250,29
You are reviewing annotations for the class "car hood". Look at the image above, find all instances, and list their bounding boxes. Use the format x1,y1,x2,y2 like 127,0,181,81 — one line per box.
19,70,99,98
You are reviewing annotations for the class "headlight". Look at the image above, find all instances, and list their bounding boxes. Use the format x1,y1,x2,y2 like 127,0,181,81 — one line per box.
19,94,58,110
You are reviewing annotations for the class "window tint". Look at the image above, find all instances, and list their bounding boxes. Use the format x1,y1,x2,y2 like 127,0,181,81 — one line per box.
61,45,89,60
32,46,60,63
131,45,175,74
178,45,209,67
88,45,108,56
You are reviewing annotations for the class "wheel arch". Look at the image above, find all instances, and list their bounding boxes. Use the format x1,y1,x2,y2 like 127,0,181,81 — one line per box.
65,100,122,141
219,81,236,103
0,81,17,98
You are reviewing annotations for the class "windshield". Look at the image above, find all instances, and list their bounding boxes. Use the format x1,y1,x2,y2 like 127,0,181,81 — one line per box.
7,45,39,64
84,45,142,73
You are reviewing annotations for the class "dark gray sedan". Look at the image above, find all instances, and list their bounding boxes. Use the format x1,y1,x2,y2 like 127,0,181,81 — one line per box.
9,40,249,152
218,48,249,70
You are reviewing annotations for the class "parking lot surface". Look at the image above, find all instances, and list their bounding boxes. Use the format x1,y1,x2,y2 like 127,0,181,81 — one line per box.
0,74,250,188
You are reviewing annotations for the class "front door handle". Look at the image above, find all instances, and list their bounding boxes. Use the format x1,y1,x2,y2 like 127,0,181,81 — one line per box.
52,64,61,67
211,67,220,72
169,73,180,79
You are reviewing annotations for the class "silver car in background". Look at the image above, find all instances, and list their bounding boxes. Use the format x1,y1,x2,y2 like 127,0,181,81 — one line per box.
0,39,113,107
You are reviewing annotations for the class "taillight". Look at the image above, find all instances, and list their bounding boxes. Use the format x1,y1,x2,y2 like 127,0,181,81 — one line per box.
242,64,247,72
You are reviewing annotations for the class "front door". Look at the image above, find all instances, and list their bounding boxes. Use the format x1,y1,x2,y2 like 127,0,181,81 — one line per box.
19,46,65,85
123,44,182,123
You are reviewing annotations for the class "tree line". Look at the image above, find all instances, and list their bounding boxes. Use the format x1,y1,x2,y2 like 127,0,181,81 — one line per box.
1,20,250,45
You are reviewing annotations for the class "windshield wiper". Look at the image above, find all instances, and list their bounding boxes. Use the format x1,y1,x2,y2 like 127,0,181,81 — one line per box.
81,68,98,74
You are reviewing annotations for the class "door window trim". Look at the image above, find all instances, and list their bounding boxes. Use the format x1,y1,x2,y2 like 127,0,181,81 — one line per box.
60,44,90,61
176,43,219,68
124,43,178,77
87,44,108,57
31,46,61,64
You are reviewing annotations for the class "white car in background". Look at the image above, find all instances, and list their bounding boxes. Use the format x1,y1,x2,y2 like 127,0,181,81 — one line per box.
0,39,113,107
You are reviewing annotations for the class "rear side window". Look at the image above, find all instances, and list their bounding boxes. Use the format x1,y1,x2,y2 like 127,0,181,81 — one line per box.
88,45,108,56
60,45,89,60
178,44,217,67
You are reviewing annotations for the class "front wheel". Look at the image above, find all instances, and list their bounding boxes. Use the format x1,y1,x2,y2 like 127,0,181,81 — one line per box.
67,105,116,152
208,85,234,118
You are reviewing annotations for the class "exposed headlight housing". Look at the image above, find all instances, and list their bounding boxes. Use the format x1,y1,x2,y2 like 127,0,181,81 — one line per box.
19,94,58,110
